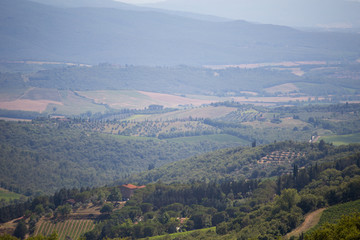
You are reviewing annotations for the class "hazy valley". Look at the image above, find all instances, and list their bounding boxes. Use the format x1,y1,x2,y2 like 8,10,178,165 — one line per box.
1,0,360,239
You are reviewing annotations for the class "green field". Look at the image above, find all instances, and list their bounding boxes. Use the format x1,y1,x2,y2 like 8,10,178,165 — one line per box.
108,133,159,141
166,134,250,145
76,90,153,109
320,133,360,146
45,90,107,116
35,219,95,240
311,199,360,232
149,227,216,240
0,188,24,202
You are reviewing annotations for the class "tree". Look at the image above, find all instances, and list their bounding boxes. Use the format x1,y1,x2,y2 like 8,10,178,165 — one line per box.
216,222,228,235
100,204,113,214
276,189,300,212
56,204,71,218
318,139,326,151
13,221,27,240
34,204,45,215
140,203,153,213
293,164,298,179
159,212,170,224
107,188,122,201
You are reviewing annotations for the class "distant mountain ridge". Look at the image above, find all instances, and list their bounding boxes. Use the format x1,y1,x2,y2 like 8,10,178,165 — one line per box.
1,0,360,65
145,0,360,29
30,0,230,22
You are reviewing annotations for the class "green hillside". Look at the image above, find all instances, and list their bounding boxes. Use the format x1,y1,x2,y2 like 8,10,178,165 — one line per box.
0,188,24,204
128,141,360,185
321,133,360,146
1,141,360,240
314,199,360,231
0,120,233,195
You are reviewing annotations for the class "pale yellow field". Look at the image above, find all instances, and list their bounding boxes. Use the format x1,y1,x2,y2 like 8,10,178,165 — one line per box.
0,99,63,112
264,83,300,94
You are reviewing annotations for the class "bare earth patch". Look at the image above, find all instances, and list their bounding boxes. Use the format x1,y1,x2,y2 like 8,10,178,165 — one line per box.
286,208,326,239
0,99,63,112
138,91,214,107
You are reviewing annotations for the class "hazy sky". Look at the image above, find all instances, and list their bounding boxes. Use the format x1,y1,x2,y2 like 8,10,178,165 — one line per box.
113,0,360,28
116,0,165,3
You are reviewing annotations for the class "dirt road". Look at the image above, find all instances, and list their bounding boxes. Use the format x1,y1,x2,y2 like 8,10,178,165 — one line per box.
285,208,326,239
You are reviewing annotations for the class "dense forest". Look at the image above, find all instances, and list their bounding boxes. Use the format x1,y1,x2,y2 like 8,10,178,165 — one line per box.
0,119,233,195
127,141,360,184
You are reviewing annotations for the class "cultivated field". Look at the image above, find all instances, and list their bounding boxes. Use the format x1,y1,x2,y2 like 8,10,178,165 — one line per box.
264,83,300,94
0,188,24,202
76,90,217,109
320,133,360,145
35,219,95,240
135,106,237,121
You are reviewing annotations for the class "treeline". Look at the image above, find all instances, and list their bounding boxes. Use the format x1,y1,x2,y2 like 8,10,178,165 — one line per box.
274,102,360,114
26,65,298,95
90,105,177,121
158,130,215,139
0,109,45,120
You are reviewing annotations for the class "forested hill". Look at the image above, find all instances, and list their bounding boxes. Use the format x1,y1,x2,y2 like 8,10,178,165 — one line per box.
2,140,360,239
0,119,231,195
128,141,360,185
1,0,360,65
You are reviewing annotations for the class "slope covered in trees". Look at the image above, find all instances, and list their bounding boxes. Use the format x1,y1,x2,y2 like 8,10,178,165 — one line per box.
128,141,360,185
1,141,360,239
0,119,231,195
85,143,360,239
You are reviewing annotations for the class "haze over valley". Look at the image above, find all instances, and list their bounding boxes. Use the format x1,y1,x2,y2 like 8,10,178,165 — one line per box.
1,0,360,239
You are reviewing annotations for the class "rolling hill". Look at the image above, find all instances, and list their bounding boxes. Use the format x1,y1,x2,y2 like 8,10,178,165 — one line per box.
146,0,360,29
1,0,360,65
0,120,235,195
126,141,360,185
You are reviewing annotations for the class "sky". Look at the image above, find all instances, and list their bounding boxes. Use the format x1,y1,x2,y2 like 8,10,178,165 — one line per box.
113,0,360,29
116,0,164,3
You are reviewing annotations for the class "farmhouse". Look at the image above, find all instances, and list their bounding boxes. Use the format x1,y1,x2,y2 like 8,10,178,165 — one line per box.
120,184,146,200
